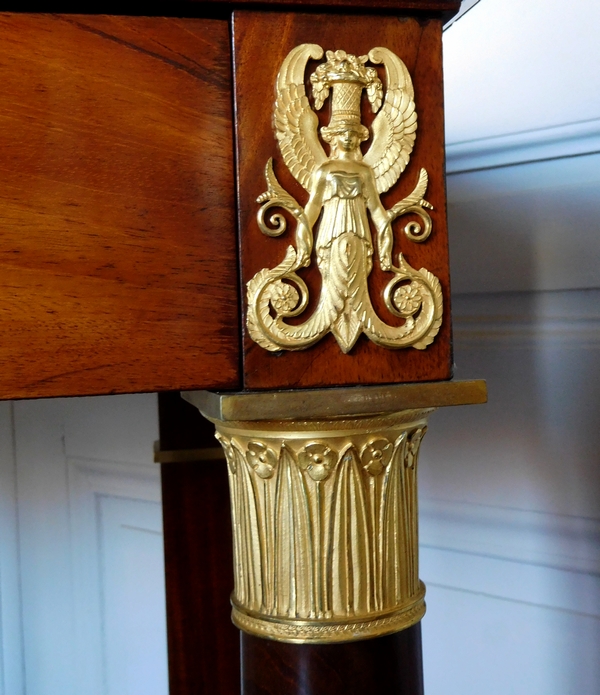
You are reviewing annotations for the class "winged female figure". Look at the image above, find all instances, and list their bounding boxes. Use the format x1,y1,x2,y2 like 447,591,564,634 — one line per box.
247,44,442,354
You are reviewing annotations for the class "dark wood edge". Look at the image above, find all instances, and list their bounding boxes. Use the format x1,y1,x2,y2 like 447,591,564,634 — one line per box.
223,1,461,23
200,0,461,12
0,1,461,21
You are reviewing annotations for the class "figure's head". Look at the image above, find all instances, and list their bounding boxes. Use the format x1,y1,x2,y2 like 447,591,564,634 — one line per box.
321,122,369,152
311,50,380,158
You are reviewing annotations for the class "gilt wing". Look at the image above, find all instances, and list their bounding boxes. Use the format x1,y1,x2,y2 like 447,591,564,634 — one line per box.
273,44,328,192
363,47,417,195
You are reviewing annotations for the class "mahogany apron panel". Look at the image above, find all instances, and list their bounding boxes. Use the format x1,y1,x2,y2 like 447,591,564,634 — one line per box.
0,14,240,398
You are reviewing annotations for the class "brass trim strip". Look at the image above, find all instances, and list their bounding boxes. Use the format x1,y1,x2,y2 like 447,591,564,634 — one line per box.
153,444,225,464
183,379,487,422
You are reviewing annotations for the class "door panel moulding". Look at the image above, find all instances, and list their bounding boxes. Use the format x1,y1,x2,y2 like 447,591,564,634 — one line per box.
0,402,25,695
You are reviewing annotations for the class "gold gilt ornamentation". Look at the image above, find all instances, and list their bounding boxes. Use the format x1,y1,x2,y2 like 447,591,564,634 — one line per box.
212,409,432,644
247,45,443,354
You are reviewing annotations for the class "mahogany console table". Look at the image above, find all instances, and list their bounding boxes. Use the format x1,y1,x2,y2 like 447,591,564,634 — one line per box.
0,2,486,693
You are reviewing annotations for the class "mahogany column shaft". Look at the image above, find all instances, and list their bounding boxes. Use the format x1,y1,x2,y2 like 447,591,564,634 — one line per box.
159,392,240,695
242,624,424,695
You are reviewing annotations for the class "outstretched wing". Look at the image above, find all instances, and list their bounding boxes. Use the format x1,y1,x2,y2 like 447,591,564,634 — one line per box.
363,47,417,195
273,44,328,192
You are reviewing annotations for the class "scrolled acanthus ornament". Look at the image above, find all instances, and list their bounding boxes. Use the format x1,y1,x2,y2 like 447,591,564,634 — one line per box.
247,45,443,354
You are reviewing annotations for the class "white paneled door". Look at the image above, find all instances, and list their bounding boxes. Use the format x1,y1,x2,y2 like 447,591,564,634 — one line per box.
0,394,167,695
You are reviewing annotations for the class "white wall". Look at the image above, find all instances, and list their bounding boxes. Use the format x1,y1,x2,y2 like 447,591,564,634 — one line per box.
420,1,600,692
420,292,600,695
443,0,600,145
0,394,167,695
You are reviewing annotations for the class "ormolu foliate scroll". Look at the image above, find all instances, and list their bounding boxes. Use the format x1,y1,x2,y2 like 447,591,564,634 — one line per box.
247,45,443,354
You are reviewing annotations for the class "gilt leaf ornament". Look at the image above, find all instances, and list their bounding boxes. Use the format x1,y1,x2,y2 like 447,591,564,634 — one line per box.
247,45,443,354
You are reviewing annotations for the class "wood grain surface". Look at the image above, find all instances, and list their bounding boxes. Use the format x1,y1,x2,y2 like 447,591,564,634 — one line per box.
159,392,240,695
234,11,452,390
242,623,424,695
0,14,240,399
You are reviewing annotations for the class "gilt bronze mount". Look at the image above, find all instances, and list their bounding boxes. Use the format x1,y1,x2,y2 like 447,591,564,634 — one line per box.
184,380,486,644
247,44,443,355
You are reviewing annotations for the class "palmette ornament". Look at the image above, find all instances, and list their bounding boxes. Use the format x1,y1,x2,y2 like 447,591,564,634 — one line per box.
247,44,443,354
